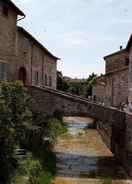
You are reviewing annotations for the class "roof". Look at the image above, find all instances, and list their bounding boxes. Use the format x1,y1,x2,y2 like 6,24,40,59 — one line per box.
17,26,60,60
126,34,132,51
2,0,25,16
104,49,127,60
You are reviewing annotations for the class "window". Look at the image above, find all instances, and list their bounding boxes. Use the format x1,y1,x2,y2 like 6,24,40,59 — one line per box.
0,63,8,80
49,76,52,87
34,71,39,86
2,5,8,17
125,58,129,66
45,74,47,86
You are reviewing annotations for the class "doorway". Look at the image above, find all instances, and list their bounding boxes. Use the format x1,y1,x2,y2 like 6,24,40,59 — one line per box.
18,67,27,84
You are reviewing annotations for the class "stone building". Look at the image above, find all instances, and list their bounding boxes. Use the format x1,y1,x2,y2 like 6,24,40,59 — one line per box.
126,35,132,104
0,0,59,89
93,49,129,107
92,75,106,103
0,0,25,80
104,49,129,107
16,27,58,89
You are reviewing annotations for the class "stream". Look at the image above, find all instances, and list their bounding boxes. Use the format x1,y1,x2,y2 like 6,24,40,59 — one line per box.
52,117,131,184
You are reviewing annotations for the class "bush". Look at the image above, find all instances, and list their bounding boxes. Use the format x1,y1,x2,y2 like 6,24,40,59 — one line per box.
11,152,42,184
46,118,67,144
0,81,32,183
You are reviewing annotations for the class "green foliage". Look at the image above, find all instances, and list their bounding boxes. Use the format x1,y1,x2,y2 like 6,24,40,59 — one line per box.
57,71,69,92
68,82,81,95
11,152,42,184
46,118,67,144
0,81,32,183
85,73,97,97
57,71,97,97
0,81,67,184
38,171,52,184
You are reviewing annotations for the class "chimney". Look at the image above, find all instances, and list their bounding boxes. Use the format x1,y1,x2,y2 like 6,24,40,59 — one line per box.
120,45,123,50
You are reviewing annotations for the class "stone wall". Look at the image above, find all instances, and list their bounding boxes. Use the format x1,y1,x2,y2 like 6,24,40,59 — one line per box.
128,46,132,103
105,68,129,107
92,84,105,103
105,50,128,74
16,28,57,89
0,2,17,80
93,50,129,107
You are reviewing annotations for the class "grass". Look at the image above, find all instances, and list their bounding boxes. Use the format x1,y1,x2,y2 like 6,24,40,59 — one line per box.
103,177,112,184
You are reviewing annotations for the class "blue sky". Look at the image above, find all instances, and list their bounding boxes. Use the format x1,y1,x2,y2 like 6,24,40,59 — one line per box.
13,0,132,78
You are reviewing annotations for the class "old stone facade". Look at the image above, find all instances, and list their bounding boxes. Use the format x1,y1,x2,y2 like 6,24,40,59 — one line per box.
0,0,24,81
126,35,132,104
92,75,106,103
93,49,129,107
104,49,129,107
16,27,58,89
0,0,58,89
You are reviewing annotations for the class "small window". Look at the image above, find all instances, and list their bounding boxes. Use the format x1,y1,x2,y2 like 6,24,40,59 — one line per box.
0,63,8,80
45,74,47,86
2,6,8,17
34,71,39,86
49,76,52,87
125,58,129,66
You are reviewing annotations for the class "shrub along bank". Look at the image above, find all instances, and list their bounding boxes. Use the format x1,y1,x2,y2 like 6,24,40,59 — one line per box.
0,81,67,184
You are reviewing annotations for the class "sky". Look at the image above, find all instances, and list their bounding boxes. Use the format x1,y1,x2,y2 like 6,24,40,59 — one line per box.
13,0,132,78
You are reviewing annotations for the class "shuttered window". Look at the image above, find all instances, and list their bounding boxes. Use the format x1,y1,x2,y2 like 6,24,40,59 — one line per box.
49,76,52,87
34,71,39,86
45,74,48,86
0,63,8,80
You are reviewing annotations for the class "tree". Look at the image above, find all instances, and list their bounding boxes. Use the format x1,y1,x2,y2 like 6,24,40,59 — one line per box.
57,71,69,92
0,81,32,183
86,73,97,97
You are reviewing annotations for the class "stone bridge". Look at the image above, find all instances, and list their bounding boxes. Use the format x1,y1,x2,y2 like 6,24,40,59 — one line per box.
27,85,132,176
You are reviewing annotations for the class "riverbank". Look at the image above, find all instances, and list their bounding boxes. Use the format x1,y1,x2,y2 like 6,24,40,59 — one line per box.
52,116,132,184
11,117,67,184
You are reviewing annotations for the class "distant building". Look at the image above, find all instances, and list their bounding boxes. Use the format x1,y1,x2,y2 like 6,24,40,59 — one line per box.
104,49,129,107
93,49,129,107
0,0,59,89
